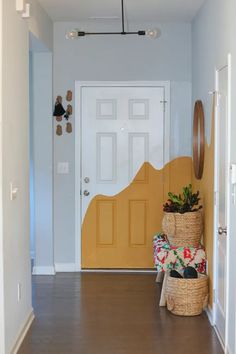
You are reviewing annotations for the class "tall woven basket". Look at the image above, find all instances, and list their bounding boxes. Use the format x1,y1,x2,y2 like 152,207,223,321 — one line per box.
162,210,203,247
166,274,208,316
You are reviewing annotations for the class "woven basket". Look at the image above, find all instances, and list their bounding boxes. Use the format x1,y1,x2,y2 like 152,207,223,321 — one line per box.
166,274,208,316
162,211,203,247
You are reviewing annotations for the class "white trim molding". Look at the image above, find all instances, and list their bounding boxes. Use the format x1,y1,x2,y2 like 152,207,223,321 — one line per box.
75,80,171,271
205,305,226,353
213,54,232,352
226,346,233,354
205,305,214,326
214,325,226,354
10,309,34,354
55,263,76,272
81,269,157,274
32,266,55,275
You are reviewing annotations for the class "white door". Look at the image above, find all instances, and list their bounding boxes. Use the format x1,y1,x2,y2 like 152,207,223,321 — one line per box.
215,65,229,344
80,83,169,268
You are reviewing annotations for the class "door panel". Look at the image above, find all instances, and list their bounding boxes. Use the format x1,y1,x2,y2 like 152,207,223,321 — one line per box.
129,200,148,246
215,66,228,343
96,200,116,247
81,86,165,269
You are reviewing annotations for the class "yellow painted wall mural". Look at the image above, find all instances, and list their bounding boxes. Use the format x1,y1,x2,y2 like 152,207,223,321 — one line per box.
82,157,192,269
192,103,215,308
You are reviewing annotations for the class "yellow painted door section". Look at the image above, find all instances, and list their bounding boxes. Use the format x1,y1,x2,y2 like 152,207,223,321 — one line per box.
81,85,166,269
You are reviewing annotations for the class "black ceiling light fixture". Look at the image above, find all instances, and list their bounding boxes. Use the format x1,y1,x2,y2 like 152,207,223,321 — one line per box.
66,0,161,39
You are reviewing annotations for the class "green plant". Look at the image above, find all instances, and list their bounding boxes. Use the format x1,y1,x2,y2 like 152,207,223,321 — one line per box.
163,184,202,214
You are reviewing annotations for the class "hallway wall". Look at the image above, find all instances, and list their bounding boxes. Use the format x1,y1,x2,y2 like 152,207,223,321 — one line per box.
31,52,54,276
0,0,53,353
53,21,193,267
0,0,4,352
192,0,236,352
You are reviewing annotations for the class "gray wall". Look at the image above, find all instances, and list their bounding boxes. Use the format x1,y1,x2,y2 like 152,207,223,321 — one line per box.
31,51,54,275
29,52,35,260
192,0,236,352
53,21,192,266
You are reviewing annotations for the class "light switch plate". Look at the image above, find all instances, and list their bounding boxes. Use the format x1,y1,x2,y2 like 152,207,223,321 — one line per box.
57,162,69,174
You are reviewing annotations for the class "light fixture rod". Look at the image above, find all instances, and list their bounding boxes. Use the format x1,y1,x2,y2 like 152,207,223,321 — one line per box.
78,31,145,36
121,0,125,33
66,1,160,39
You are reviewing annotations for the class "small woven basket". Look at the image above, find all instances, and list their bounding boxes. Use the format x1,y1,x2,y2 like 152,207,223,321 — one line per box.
166,274,208,316
162,210,203,247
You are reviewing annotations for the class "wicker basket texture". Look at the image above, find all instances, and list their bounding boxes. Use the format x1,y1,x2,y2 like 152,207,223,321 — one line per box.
166,274,208,316
162,211,203,247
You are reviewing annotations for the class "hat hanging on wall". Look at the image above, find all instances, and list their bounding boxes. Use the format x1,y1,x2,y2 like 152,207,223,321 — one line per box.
66,90,73,102
53,96,66,117
66,122,72,134
64,104,73,120
56,124,63,136
54,91,73,136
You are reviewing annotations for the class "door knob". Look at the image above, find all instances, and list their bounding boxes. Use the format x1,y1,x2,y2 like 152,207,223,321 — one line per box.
83,190,90,197
84,177,90,183
218,226,227,235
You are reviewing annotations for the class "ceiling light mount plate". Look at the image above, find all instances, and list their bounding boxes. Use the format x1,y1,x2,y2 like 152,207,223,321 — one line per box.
16,0,30,18
22,3,30,18
16,0,26,13
66,0,161,39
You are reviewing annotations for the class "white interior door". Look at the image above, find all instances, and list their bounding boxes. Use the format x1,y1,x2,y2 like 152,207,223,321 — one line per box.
215,65,229,344
79,83,169,268
81,85,166,219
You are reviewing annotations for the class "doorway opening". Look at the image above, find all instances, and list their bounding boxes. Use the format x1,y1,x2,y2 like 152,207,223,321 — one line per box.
75,81,170,271
213,55,231,349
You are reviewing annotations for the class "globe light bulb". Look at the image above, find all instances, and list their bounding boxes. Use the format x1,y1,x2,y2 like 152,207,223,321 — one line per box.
146,28,161,39
66,29,79,40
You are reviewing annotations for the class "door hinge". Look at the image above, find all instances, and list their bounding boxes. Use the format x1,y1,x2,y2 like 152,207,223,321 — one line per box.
160,100,167,112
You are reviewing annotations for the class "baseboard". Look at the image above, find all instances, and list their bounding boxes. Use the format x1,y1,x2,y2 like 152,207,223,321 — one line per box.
55,263,76,272
32,266,55,275
205,305,214,326
81,269,157,274
205,306,234,354
206,307,225,354
226,346,233,354
213,325,225,353
10,309,35,354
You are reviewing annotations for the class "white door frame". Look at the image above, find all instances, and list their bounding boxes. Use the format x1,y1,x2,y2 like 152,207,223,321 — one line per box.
213,54,231,352
75,81,171,271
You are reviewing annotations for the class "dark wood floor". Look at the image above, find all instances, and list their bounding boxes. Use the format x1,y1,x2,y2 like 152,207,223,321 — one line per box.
18,273,223,354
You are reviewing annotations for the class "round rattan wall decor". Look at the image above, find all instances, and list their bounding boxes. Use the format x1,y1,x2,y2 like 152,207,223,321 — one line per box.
193,100,205,180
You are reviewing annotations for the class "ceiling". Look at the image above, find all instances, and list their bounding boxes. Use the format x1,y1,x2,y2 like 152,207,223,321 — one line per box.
37,0,206,23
